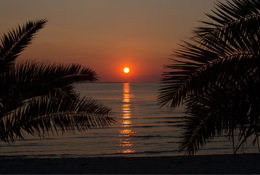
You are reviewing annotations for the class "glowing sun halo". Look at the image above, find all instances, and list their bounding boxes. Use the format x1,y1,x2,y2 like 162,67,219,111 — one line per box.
124,67,130,73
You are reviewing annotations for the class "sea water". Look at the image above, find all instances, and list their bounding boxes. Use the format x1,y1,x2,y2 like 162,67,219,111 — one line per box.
0,83,258,158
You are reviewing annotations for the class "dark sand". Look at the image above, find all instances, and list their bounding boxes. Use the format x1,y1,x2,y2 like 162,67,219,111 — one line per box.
0,153,259,174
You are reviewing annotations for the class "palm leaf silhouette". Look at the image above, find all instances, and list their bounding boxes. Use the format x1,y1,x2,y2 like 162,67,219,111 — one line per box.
0,94,112,142
159,0,260,155
0,19,46,74
0,20,114,144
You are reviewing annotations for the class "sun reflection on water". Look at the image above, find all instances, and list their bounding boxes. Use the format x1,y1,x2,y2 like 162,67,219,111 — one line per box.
118,83,136,154
122,120,132,125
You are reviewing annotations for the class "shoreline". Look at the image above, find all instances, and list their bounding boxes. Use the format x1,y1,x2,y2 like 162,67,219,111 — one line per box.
0,153,259,174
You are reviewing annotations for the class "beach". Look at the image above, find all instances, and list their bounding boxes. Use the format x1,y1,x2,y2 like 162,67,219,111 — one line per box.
0,153,259,174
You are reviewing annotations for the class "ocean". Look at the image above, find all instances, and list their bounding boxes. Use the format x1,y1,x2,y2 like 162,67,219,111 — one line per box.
0,83,258,158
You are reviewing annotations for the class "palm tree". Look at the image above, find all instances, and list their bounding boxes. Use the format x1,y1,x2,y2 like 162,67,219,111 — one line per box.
158,0,260,155
0,19,115,143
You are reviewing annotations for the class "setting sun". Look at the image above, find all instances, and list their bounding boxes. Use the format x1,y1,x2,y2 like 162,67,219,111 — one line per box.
124,67,130,73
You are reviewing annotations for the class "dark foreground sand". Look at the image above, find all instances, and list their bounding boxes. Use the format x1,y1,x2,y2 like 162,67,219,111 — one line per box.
0,153,259,174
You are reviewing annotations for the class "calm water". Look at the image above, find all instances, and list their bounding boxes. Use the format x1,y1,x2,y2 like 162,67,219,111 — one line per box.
0,83,258,158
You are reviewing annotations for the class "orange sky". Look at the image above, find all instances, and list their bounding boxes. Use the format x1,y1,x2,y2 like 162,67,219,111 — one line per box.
0,0,224,82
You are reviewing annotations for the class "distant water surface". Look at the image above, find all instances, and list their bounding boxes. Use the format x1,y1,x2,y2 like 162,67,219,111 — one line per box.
0,83,258,158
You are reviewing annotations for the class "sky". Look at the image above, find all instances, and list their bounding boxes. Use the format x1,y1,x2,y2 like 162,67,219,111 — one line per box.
0,0,225,82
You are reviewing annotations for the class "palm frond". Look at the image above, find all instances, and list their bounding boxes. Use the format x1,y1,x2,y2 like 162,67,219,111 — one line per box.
0,19,115,144
179,55,260,154
159,0,260,109
158,0,260,155
0,94,114,143
0,19,47,74
0,61,98,115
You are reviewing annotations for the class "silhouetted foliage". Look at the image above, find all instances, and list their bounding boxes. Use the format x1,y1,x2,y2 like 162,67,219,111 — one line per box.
0,19,115,143
158,0,260,155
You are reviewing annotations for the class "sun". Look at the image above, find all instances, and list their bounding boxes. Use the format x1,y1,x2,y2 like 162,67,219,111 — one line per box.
124,67,130,73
